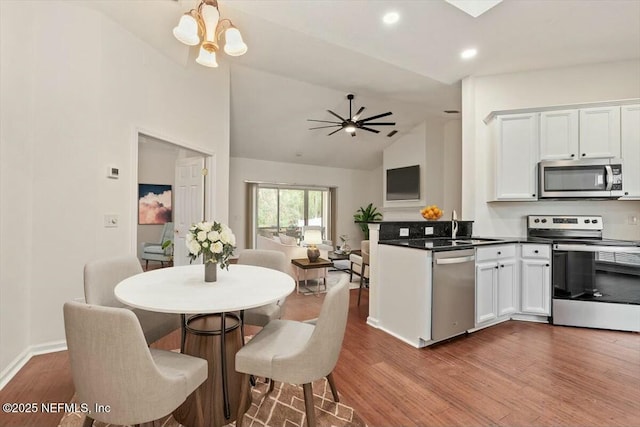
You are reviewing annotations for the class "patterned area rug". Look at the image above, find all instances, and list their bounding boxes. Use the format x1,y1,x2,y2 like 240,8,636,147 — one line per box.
58,377,366,427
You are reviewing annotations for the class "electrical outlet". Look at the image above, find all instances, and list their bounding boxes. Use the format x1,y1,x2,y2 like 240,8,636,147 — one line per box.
104,214,118,228
399,228,409,237
629,215,638,226
425,227,434,235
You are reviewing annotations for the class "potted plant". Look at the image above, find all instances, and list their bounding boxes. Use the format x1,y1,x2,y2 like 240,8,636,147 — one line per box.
353,203,383,240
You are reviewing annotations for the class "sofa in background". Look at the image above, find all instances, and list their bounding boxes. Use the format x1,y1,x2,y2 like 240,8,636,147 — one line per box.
256,235,332,280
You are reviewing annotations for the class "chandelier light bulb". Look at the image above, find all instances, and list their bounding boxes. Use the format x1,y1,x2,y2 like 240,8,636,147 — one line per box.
173,14,200,46
201,2,220,44
223,27,248,56
196,46,219,68
344,124,357,133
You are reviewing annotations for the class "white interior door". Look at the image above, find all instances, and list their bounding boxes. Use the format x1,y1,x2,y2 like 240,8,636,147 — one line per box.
174,157,205,266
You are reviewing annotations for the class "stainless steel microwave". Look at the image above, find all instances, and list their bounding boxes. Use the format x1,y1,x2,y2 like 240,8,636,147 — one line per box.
539,158,623,199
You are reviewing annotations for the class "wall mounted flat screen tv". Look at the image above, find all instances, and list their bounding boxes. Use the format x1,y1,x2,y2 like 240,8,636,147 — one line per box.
386,165,420,201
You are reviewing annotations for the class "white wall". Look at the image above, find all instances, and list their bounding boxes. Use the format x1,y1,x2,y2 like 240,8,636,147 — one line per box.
382,119,462,221
0,0,230,376
229,158,382,252
462,60,640,239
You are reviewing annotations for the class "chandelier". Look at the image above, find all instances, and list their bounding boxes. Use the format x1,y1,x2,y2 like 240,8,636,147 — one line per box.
172,0,247,68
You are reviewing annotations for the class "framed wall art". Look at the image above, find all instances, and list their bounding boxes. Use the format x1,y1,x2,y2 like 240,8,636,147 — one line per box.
138,184,172,225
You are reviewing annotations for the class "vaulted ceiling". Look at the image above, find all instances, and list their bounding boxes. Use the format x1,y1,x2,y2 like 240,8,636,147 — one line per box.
90,0,640,170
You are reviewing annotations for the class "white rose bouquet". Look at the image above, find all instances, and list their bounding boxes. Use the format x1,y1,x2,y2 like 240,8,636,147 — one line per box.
186,221,236,270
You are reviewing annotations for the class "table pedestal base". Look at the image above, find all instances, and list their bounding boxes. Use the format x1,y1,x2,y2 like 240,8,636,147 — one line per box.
174,313,250,427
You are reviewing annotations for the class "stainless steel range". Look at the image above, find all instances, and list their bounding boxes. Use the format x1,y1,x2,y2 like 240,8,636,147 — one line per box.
528,215,640,332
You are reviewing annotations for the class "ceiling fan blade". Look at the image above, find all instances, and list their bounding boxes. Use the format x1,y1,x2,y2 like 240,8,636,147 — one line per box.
309,125,341,130
327,110,347,122
359,111,393,122
327,128,343,136
307,119,342,124
361,121,396,126
360,126,381,134
352,106,365,120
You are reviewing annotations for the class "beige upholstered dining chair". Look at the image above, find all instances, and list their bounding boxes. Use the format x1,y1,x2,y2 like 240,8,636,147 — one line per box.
349,240,370,306
63,301,207,427
234,275,350,427
83,255,181,345
237,249,289,327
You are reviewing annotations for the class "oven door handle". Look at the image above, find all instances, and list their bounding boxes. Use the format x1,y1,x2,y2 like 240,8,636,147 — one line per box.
555,243,640,253
604,165,613,191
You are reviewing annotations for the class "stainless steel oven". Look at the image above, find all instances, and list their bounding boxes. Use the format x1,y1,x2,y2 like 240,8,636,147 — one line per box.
528,215,640,332
539,158,623,199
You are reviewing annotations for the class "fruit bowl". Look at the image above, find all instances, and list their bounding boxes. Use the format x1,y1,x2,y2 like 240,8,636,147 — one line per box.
421,205,443,221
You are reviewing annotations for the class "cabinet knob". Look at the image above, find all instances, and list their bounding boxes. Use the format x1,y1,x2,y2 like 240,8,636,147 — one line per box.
582,153,586,157
495,266,499,269
625,192,629,195
545,264,550,267
500,264,505,268
532,194,536,197
497,251,502,255
534,250,539,254
571,154,575,157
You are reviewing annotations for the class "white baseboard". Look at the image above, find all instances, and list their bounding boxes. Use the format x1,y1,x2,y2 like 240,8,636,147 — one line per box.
0,340,67,390
366,316,379,328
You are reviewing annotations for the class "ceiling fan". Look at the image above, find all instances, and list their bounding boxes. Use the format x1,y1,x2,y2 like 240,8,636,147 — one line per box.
308,94,395,137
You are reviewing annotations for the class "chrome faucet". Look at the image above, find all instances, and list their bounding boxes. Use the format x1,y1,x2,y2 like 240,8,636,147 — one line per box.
452,210,458,239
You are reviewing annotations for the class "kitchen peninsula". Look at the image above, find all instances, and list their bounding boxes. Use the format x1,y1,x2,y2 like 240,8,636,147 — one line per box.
365,220,552,348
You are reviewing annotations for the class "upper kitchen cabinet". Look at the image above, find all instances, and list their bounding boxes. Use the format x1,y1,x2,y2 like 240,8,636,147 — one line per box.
621,104,640,199
493,113,539,201
579,106,621,159
540,110,579,160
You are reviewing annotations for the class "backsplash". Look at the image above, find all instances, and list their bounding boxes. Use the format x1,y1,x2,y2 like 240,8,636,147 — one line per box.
377,221,473,241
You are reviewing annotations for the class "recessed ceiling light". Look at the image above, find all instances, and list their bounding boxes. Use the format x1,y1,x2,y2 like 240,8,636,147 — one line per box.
382,11,400,25
461,48,477,59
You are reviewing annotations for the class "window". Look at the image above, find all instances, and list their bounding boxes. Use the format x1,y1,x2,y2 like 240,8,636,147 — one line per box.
254,185,331,244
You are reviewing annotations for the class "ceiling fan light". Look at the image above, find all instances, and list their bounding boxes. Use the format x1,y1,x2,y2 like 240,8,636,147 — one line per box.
195,46,219,67
344,124,356,133
224,27,248,56
173,14,200,46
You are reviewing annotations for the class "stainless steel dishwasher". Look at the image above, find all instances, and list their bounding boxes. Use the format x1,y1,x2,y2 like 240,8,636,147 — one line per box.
432,249,476,343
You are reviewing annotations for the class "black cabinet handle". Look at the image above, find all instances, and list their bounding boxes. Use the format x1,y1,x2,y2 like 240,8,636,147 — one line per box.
532,194,536,197
625,192,629,195
571,154,575,157
582,153,586,157
545,264,550,267
494,266,499,269
500,264,505,268
497,251,502,255
534,250,539,254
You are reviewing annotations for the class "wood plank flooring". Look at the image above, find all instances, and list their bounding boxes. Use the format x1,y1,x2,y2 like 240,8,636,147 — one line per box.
1,287,639,426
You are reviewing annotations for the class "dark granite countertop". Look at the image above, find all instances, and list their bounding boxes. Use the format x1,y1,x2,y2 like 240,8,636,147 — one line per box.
379,236,550,252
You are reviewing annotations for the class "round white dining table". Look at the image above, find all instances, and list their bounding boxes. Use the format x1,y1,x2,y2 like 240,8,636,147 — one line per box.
114,263,295,314
114,263,295,427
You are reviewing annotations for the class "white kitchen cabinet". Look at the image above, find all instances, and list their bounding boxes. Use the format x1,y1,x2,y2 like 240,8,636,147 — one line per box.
475,245,517,326
520,244,551,316
540,109,579,160
476,262,498,324
621,104,640,199
494,113,539,201
579,106,621,159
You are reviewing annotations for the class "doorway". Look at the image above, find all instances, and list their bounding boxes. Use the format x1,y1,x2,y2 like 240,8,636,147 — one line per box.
136,133,211,268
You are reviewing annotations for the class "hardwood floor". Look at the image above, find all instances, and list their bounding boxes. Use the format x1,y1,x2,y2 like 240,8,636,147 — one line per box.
1,287,639,426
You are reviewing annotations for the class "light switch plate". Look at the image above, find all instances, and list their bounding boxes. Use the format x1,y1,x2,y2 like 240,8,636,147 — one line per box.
424,227,434,235
104,214,118,228
399,228,409,237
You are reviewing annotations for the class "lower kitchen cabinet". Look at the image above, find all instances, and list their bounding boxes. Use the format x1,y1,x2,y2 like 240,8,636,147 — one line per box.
475,245,517,326
520,244,551,316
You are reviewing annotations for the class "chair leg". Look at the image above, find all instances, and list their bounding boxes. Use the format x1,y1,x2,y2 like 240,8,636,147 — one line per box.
268,378,275,393
82,416,94,427
194,385,205,427
236,373,251,427
302,382,316,427
358,264,365,306
349,262,354,281
180,314,186,353
145,260,149,269
326,372,340,402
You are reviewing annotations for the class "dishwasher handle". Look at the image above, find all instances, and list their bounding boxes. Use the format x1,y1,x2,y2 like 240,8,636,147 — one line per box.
435,255,475,265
